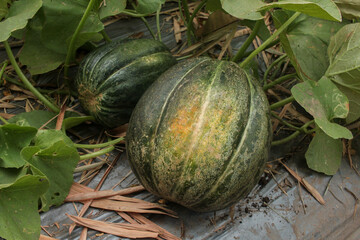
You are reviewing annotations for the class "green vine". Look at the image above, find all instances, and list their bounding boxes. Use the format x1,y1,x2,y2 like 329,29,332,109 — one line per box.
270,96,295,110
263,53,288,85
240,12,301,68
64,0,97,81
3,41,60,112
263,73,297,91
232,20,262,63
79,145,115,161
74,137,123,149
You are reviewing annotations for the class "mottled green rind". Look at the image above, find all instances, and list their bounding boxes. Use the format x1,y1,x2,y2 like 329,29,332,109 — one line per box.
73,39,177,128
126,57,272,212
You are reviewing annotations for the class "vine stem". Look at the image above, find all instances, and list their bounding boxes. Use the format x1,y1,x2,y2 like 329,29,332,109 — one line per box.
186,0,207,44
240,12,301,68
0,115,9,124
232,20,262,63
263,53,287,85
156,5,162,41
0,60,8,86
122,10,151,17
3,41,60,112
270,96,295,110
64,0,97,81
74,137,123,149
130,1,156,39
100,30,112,43
263,73,297,91
79,145,114,161
271,120,315,146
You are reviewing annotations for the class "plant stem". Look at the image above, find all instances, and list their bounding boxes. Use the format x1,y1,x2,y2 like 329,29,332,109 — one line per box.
122,10,151,17
271,120,315,146
263,73,297,91
79,145,114,161
186,0,207,44
64,0,96,81
271,111,301,131
0,60,8,86
271,131,301,146
100,30,112,43
156,5,162,41
181,0,192,45
129,0,156,39
232,20,262,63
270,96,295,110
3,41,60,112
4,75,69,95
263,53,287,85
240,12,301,68
74,161,106,173
74,137,123,149
0,116,9,124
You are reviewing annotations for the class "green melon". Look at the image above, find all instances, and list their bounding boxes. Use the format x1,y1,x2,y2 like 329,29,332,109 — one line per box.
72,39,177,128
126,57,272,212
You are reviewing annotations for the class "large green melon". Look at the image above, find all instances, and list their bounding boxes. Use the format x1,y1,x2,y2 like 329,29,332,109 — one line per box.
72,39,177,128
126,57,272,212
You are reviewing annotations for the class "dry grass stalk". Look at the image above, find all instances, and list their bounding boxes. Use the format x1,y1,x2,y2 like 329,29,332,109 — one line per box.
39,235,59,240
173,17,182,43
130,213,181,240
0,112,15,119
67,214,159,239
280,161,325,205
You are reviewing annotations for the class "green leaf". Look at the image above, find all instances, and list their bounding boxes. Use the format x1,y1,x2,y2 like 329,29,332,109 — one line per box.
0,0,42,42
34,130,74,149
336,84,360,123
261,0,342,22
220,0,264,20
98,0,126,19
0,174,49,240
291,77,352,139
22,134,79,211
305,128,342,175
135,0,165,14
326,23,360,123
334,0,360,20
272,11,346,81
0,124,37,168
0,167,27,189
8,110,57,129
19,0,104,75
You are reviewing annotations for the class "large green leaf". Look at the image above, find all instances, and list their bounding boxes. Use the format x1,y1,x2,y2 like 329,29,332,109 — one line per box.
334,0,360,20
0,0,42,42
98,0,126,19
0,124,37,168
291,77,352,139
8,110,57,129
0,174,49,240
305,128,343,175
136,0,165,14
261,0,342,22
273,11,345,81
22,133,79,211
220,0,264,20
326,23,360,123
19,0,103,75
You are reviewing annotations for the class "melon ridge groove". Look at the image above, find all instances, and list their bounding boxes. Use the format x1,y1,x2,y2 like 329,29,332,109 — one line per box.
188,67,255,208
149,58,210,195
170,60,225,200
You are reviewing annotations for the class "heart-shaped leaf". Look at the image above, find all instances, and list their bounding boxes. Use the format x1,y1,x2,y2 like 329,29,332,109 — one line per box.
22,135,79,211
291,77,352,139
0,174,49,240
305,128,343,175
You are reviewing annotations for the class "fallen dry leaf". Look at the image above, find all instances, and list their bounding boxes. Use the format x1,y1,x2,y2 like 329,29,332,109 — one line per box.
280,161,325,205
